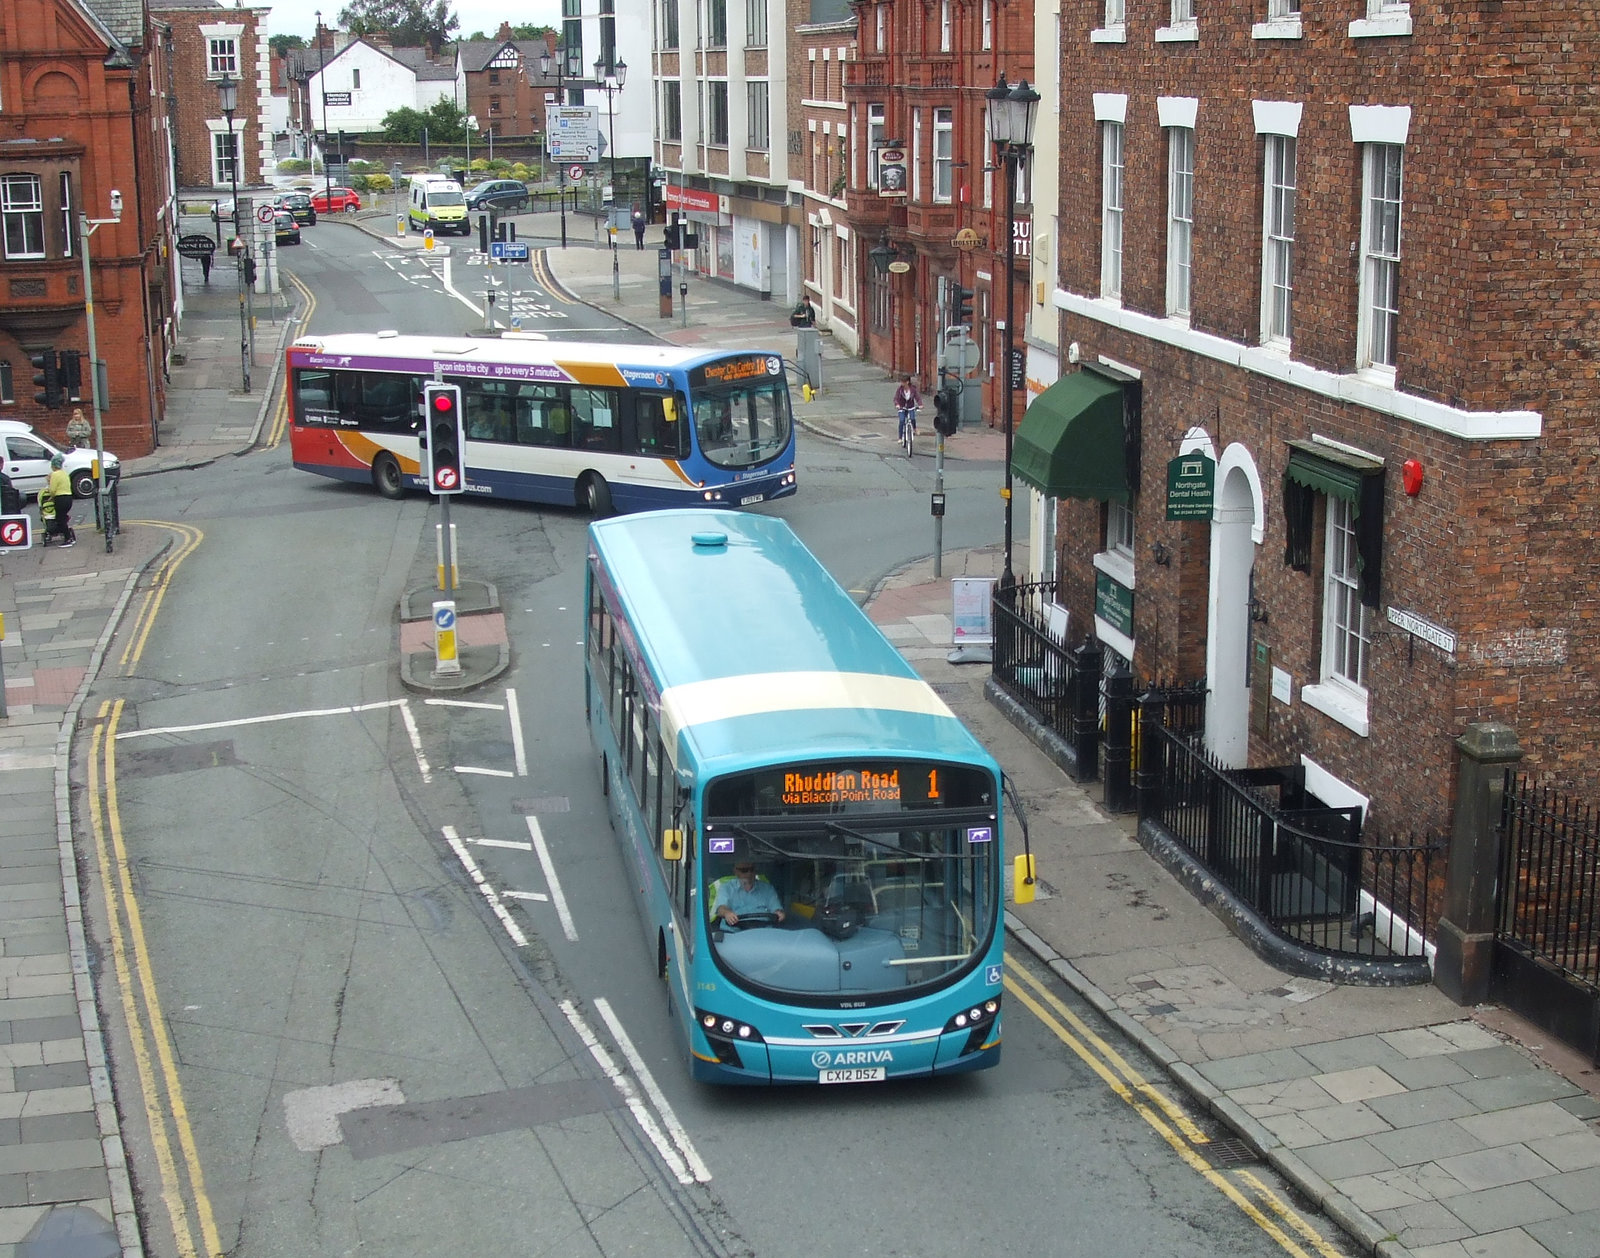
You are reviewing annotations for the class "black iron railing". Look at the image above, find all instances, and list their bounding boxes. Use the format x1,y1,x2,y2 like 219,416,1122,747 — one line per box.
1144,727,1441,961
1499,776,1600,992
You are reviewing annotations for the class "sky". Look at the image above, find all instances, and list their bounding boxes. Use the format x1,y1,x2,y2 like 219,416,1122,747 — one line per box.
263,0,562,42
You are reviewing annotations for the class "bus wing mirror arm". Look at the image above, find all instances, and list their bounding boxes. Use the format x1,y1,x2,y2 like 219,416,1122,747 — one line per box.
1002,773,1037,905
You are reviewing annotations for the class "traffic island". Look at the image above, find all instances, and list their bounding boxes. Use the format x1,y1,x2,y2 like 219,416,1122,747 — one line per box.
398,580,510,693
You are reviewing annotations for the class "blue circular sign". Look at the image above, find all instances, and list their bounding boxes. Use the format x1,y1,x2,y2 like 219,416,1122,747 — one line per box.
434,606,456,630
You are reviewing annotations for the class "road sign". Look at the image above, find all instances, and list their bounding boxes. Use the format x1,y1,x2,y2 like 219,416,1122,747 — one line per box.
569,164,585,181
432,600,461,676
490,241,530,261
256,204,275,225
546,105,601,162
424,228,435,251
0,515,33,550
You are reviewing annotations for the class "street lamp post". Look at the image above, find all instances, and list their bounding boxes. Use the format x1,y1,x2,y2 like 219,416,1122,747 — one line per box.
539,42,583,248
316,10,334,213
986,74,1040,589
218,74,251,394
77,191,121,552
595,56,627,301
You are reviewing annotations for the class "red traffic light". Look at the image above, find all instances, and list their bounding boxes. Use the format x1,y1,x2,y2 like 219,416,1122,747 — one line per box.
433,393,454,412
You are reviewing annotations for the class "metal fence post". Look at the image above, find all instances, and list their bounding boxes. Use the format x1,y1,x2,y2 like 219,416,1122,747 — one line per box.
1068,640,1103,783
1434,721,1524,1005
1135,690,1164,820
1102,665,1135,811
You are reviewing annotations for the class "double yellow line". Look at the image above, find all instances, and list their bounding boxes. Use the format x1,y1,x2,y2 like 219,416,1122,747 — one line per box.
87,521,223,1256
1005,955,1345,1258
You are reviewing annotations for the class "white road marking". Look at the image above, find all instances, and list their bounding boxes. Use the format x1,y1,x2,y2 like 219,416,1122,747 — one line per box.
501,889,549,902
426,698,505,710
526,815,578,942
455,765,515,778
559,1000,696,1185
506,688,528,777
466,837,533,850
112,697,433,783
443,825,526,947
594,997,712,1183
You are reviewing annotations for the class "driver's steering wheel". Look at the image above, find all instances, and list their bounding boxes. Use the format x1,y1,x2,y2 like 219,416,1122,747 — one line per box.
728,912,780,929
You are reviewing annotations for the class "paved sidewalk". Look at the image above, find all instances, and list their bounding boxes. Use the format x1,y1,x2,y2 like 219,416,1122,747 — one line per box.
2,214,1595,1258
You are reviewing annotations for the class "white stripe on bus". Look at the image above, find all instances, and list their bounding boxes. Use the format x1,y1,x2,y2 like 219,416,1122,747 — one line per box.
659,671,956,750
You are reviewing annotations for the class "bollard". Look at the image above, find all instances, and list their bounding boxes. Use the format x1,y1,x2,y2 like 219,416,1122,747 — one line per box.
1102,665,1135,812
432,600,461,677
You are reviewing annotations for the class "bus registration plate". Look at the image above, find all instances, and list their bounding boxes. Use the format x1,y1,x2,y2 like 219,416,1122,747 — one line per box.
740,492,765,505
819,1066,886,1084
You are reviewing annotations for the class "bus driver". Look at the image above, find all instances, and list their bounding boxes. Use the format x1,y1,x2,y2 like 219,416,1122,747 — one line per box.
712,863,785,927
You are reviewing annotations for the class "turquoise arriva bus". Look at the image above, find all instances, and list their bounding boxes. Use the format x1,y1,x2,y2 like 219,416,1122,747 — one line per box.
586,510,1005,1085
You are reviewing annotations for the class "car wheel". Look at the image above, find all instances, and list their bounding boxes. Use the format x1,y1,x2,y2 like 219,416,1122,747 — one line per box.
372,453,406,500
71,470,96,499
578,472,613,517
345,203,358,213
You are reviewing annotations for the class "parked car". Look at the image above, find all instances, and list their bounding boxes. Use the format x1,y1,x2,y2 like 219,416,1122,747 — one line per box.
273,211,301,245
311,186,362,213
0,420,121,500
275,191,317,225
464,179,531,213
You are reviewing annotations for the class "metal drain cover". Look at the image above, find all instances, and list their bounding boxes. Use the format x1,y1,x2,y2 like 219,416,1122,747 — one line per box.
1201,1137,1260,1168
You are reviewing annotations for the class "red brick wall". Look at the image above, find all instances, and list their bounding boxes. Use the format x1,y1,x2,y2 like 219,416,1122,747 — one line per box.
1048,1,1600,835
164,8,266,190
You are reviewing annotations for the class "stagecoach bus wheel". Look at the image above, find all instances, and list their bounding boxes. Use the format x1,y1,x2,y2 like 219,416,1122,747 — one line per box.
580,472,613,518
373,454,405,500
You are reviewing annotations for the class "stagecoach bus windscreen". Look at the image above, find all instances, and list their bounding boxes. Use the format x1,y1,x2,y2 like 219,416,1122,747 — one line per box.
708,761,993,816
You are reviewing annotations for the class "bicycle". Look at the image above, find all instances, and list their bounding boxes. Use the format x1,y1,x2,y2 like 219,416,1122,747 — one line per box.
897,405,918,459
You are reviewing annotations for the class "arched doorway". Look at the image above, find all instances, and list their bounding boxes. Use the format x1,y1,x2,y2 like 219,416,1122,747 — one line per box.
1204,445,1264,767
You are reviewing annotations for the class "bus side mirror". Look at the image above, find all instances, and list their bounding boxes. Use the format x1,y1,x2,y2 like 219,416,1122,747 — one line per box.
1012,853,1037,905
661,828,684,862
662,398,677,423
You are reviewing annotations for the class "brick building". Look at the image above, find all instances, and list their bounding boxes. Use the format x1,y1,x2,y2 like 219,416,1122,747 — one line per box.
152,0,270,190
0,0,176,458
795,0,858,352
457,26,559,142
842,0,1032,418
1033,0,1598,839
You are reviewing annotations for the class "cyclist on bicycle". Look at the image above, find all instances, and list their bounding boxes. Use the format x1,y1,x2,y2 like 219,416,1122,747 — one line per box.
893,375,921,443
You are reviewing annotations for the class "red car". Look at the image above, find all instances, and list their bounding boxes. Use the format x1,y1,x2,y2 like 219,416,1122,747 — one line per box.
311,185,362,213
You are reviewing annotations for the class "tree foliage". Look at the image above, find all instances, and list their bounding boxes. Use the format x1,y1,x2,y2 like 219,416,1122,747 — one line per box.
268,34,306,58
336,0,459,54
380,98,468,143
463,23,556,41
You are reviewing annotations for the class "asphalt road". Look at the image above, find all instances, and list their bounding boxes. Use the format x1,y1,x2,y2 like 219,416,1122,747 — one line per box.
77,228,1356,1258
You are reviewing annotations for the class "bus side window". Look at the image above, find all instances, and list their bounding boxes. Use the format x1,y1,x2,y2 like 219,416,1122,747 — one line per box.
295,370,336,422
572,387,621,452
629,393,672,457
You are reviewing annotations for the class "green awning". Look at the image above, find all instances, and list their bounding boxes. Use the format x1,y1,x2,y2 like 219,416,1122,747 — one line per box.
1285,440,1380,506
1012,369,1130,502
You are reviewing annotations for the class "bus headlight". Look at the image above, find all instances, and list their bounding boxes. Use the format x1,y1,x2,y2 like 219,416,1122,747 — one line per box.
943,994,1001,1054
695,1006,765,1067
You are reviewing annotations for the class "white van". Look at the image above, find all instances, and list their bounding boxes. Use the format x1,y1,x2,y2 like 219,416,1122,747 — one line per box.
408,175,470,236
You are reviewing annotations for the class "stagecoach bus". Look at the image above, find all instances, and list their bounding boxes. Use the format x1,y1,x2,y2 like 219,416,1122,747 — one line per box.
586,510,1005,1084
286,333,798,514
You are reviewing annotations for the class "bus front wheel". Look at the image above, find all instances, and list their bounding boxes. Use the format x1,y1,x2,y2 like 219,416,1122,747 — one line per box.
373,454,406,499
579,473,613,517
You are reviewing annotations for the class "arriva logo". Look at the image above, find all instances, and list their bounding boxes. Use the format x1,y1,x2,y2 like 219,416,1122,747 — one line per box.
812,1049,893,1068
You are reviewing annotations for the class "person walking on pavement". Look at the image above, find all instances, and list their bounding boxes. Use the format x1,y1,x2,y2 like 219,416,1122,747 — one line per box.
632,207,646,250
790,294,817,328
66,407,92,450
39,453,76,547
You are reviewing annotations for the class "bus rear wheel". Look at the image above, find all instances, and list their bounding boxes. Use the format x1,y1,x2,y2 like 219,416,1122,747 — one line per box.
578,473,613,517
373,454,405,499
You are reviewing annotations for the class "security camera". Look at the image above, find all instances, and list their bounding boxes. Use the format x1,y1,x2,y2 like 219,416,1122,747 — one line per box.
109,190,124,219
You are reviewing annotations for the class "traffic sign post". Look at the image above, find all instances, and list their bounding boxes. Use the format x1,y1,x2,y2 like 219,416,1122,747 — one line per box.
432,600,461,677
256,204,275,225
0,515,33,551
489,240,530,262
569,164,585,181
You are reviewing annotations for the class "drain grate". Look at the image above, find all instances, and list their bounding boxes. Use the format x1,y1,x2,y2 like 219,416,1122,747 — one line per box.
1200,1137,1260,1169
